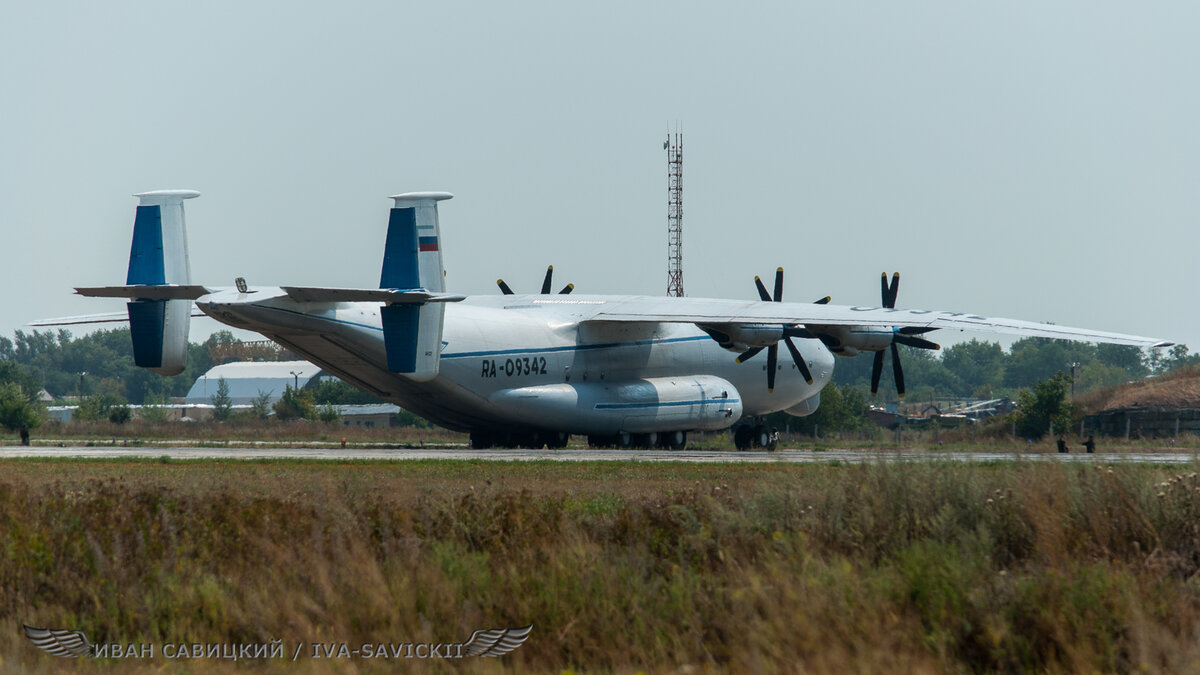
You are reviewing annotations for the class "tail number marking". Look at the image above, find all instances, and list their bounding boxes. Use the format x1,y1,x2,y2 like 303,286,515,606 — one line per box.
481,357,548,378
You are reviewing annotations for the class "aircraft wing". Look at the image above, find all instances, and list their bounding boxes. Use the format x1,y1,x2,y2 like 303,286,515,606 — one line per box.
27,307,208,327
76,285,214,300
583,296,1172,348
279,287,466,304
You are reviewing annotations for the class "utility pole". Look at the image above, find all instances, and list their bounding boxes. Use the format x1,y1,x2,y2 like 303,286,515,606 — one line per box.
666,130,684,297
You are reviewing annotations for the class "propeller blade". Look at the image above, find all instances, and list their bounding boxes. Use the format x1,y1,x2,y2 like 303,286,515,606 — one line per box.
784,336,814,384
754,276,772,302
558,283,574,295
813,296,831,305
886,273,900,308
891,342,905,398
894,334,940,350
898,326,937,335
540,266,554,294
870,350,884,396
773,268,783,302
736,346,765,363
880,273,889,308
497,279,514,295
766,343,778,392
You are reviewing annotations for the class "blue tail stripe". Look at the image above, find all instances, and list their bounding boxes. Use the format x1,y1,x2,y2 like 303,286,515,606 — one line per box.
127,300,165,368
380,207,419,290
381,305,419,373
127,205,165,285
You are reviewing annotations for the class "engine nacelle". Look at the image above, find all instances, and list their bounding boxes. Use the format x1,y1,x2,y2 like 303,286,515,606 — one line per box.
698,323,784,353
784,393,820,417
488,375,743,435
809,325,893,357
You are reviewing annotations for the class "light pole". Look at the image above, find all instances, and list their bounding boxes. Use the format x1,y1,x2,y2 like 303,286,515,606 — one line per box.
290,371,300,390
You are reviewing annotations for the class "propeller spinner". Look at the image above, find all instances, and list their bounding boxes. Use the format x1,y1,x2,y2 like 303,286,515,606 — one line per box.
735,268,818,392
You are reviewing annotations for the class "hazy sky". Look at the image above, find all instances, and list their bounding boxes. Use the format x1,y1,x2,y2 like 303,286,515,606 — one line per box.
2,2,1196,351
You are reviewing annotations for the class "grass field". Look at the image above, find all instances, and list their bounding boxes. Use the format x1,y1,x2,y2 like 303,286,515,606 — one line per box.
4,458,1200,673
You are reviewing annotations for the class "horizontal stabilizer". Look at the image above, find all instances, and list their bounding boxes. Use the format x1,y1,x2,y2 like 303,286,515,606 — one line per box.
76,285,212,300
29,307,207,327
280,286,466,304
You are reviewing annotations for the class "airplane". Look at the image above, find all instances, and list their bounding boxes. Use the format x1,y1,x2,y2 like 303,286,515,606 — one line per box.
33,190,1172,451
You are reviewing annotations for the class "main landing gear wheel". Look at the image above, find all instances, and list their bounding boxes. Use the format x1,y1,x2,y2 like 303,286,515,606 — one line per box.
665,430,687,451
734,424,777,452
734,425,753,451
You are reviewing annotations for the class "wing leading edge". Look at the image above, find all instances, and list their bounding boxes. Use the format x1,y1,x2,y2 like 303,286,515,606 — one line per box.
583,296,1172,348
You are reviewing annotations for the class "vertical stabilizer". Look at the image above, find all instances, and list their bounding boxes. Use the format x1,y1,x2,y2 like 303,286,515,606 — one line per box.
379,192,452,379
126,190,198,375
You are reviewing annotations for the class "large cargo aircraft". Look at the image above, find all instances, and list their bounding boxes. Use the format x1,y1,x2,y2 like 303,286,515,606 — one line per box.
36,190,1171,450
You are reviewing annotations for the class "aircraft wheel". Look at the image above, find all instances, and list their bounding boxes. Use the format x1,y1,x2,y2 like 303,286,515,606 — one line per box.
665,430,687,450
512,432,542,449
588,434,617,449
545,431,569,449
733,425,754,451
755,425,772,450
630,433,658,449
617,432,633,448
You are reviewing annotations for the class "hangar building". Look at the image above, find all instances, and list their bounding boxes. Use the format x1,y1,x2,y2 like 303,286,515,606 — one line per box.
185,360,324,405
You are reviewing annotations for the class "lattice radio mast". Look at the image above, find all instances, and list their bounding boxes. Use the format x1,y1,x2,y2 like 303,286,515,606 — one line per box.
666,130,684,297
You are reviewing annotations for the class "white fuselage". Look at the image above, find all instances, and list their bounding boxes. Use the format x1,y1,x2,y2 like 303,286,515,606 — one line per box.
195,290,835,434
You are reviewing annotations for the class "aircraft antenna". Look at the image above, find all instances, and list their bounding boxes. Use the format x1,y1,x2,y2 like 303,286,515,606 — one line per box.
666,127,684,297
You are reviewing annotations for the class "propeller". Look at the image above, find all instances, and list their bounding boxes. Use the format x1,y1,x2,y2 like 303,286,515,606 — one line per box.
497,265,574,295
869,273,940,398
737,267,816,392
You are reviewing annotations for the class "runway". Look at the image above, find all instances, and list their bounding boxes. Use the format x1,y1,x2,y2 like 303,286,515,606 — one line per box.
1,446,1198,464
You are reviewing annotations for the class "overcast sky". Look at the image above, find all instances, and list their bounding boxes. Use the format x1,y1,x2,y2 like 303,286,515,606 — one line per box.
2,2,1195,352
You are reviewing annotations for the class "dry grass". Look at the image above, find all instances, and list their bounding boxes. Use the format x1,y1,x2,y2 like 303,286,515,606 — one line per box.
17,418,468,447
3,460,1200,673
1077,364,1200,412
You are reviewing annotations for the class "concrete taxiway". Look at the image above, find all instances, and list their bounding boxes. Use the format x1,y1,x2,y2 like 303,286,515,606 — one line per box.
1,447,1198,464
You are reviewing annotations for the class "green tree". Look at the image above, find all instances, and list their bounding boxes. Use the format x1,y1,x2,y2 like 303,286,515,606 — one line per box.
273,385,315,421
1004,338,1094,390
1012,372,1074,440
765,382,870,435
210,377,233,421
316,403,342,424
1161,344,1200,374
309,378,385,405
108,404,132,425
139,394,171,423
0,382,45,445
941,339,1005,396
76,393,127,422
250,390,273,419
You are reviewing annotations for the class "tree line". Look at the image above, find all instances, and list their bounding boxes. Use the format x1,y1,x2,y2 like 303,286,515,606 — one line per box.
0,328,1195,443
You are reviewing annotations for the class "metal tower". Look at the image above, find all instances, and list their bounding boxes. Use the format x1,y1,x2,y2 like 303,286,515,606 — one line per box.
666,132,684,297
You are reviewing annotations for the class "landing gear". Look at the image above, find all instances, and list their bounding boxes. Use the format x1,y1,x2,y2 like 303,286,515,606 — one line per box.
664,430,687,450
587,431,688,450
470,428,571,449
733,421,778,452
